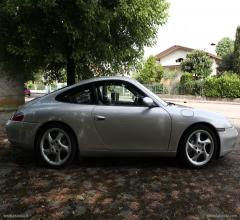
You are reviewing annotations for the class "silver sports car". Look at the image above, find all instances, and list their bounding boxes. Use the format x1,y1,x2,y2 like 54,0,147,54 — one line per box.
6,76,238,168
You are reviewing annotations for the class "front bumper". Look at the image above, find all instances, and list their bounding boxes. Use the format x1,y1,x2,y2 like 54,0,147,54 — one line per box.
6,120,39,151
219,126,238,156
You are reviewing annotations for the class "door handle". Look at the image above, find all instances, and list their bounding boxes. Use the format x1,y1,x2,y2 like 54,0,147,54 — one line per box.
95,115,106,121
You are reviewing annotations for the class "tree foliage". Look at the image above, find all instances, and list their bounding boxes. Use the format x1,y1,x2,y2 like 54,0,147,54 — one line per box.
216,37,234,73
134,56,164,84
216,37,234,57
180,50,213,79
218,53,234,73
0,0,169,85
233,26,240,75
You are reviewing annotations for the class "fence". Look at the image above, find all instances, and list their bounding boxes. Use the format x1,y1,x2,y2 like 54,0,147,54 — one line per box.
143,81,206,96
144,83,184,95
27,83,67,93
144,81,240,98
144,84,167,94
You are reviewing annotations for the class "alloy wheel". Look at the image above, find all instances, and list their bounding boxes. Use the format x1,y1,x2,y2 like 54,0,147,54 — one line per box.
185,129,214,166
40,128,72,166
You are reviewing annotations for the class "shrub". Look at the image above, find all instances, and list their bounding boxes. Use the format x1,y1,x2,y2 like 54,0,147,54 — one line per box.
179,80,204,96
26,81,33,89
204,73,240,98
180,72,193,84
179,73,203,95
179,71,240,98
135,56,164,84
180,50,213,79
203,77,220,97
162,70,179,80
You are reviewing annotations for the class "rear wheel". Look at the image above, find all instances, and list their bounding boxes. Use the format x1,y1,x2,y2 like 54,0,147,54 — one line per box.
36,123,77,168
179,125,217,168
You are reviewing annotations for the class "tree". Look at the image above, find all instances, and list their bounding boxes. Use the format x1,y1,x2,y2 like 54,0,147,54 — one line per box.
0,0,169,85
216,37,234,57
180,50,213,79
216,37,234,73
134,56,164,84
233,26,240,74
218,53,234,73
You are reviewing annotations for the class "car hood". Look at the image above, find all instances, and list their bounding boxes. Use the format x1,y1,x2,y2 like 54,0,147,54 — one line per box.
165,103,233,129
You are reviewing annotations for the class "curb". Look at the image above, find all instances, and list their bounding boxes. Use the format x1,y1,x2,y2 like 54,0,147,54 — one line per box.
0,108,17,112
162,98,240,105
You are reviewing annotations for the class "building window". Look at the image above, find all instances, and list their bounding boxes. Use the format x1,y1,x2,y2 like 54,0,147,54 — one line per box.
176,58,184,63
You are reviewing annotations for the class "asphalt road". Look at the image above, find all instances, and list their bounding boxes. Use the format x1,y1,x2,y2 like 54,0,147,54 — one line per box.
163,100,240,132
167,100,240,119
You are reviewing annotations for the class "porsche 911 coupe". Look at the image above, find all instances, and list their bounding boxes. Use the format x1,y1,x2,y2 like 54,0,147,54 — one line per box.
6,77,238,168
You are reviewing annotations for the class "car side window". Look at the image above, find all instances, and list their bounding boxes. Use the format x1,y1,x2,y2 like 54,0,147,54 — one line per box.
56,85,94,104
95,81,145,106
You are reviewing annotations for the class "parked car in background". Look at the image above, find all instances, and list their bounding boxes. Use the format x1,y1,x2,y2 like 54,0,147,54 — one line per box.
7,77,238,168
24,87,31,96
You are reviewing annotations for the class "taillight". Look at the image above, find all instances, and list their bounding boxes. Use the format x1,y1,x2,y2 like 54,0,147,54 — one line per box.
11,112,24,121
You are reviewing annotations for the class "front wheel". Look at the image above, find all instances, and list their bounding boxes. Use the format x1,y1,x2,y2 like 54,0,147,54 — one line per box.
36,123,77,168
179,125,217,168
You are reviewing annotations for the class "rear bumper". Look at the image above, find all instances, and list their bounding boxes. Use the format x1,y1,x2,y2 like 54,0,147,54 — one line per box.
219,127,238,156
6,120,39,151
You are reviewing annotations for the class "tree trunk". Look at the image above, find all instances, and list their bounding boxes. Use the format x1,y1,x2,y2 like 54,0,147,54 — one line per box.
0,75,24,107
67,57,76,86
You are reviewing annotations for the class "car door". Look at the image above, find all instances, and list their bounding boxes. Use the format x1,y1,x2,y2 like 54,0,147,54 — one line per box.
55,83,106,151
92,80,171,152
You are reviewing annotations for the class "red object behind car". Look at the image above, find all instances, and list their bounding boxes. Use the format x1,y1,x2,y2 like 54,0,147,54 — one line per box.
24,88,31,96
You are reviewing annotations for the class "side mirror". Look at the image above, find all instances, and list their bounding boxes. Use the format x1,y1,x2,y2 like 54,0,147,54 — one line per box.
143,97,154,107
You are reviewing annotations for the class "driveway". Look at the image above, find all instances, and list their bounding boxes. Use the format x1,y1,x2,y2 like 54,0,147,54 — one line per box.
0,103,240,219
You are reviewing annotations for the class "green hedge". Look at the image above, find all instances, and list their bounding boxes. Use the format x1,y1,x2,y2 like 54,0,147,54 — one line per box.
204,74,240,98
179,79,204,96
180,73,240,98
180,72,193,84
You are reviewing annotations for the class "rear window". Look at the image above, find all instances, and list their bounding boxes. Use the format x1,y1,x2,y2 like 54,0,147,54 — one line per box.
56,85,94,104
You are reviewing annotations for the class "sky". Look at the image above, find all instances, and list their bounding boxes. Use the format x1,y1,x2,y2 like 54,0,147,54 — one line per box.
144,0,240,57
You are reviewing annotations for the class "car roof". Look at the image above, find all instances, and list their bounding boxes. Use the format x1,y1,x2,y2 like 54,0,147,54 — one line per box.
74,76,135,85
43,76,136,98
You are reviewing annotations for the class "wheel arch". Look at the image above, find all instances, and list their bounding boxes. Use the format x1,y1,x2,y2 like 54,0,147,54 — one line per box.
176,122,221,159
34,120,79,155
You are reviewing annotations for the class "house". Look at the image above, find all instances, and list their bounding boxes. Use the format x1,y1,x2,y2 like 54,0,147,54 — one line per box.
155,45,221,75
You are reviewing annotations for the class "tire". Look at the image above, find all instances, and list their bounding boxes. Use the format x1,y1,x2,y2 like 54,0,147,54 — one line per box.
179,125,217,168
36,123,77,168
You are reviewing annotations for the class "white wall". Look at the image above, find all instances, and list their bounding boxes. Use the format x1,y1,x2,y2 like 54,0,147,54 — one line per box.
158,49,218,75
211,59,217,76
158,49,188,66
